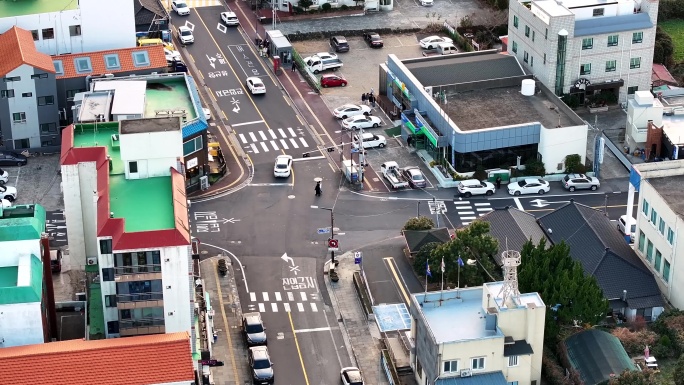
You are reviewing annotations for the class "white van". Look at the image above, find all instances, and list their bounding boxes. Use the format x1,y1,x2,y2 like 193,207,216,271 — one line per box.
352,133,387,149
436,43,457,55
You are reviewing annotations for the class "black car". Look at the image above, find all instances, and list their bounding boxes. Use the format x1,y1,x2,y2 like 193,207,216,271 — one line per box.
330,35,350,52
363,32,383,48
249,346,274,385
0,151,27,166
242,312,267,346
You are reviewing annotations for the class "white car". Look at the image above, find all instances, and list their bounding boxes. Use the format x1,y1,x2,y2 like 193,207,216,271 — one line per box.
333,104,372,119
419,36,453,49
508,178,550,196
458,179,495,197
420,0,434,6
164,48,182,65
352,133,386,149
171,0,190,15
178,26,194,44
202,108,211,120
0,185,17,202
220,11,239,26
303,52,338,62
0,168,7,185
617,215,636,243
341,367,364,385
342,115,382,130
274,155,293,178
246,77,266,95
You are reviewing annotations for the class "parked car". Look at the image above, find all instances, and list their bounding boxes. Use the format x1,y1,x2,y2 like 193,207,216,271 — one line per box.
332,104,372,119
164,48,182,65
352,133,386,149
320,74,348,88
202,107,211,121
420,0,433,5
246,77,266,94
171,0,190,15
363,32,384,48
458,179,495,197
342,115,382,130
617,215,636,243
0,168,8,185
305,55,342,74
303,52,338,62
220,11,239,26
50,248,63,273
330,36,350,52
0,151,27,166
177,26,194,44
248,346,274,384
402,167,427,188
0,185,17,202
562,173,600,191
341,366,364,385
273,155,293,178
419,36,453,49
508,178,550,196
242,312,267,346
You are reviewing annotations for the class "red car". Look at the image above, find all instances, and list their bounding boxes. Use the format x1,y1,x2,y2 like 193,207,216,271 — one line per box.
320,74,348,87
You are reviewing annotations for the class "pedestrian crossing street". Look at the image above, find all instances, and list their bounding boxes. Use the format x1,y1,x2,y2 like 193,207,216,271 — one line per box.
238,127,310,154
246,291,321,313
453,200,494,225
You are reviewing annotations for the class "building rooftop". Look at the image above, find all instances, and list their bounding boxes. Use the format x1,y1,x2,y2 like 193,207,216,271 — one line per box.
120,116,182,134
93,80,147,116
662,115,684,145
0,204,46,242
484,281,545,309
0,0,77,18
77,91,114,122
574,12,653,37
144,79,197,120
531,0,573,17
0,26,55,77
53,45,167,79
648,174,684,218
0,255,43,305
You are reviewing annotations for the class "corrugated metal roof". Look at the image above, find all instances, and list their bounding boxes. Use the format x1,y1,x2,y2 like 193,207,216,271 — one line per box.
183,75,208,138
574,13,652,37
436,371,508,385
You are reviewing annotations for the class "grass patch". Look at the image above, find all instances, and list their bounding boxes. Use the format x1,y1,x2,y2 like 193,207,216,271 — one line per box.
384,125,402,137
659,19,684,62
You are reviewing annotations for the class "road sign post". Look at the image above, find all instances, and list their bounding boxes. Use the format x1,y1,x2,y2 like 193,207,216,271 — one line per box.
328,238,339,251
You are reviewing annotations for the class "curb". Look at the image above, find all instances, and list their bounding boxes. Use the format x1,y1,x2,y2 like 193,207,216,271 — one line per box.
323,256,360,368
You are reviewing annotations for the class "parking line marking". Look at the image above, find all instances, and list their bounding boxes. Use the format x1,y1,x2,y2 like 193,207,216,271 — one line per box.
300,292,307,301
294,327,330,333
250,292,256,301
462,222,471,225
262,292,269,301
239,134,247,143
258,303,265,312
270,140,278,150
297,303,305,312
310,303,318,312
268,129,277,139
299,138,309,147
249,132,257,141
280,139,289,149
289,138,299,148
260,142,269,152
287,292,295,301
258,131,268,140
284,303,291,312
275,292,282,301
250,143,259,153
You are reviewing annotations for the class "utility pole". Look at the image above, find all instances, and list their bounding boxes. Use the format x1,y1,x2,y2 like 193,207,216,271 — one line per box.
417,201,420,217
312,205,336,264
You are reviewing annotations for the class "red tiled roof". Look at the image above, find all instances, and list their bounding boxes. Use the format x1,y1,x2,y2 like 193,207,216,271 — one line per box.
0,26,55,77
0,332,194,385
652,64,678,86
54,45,167,79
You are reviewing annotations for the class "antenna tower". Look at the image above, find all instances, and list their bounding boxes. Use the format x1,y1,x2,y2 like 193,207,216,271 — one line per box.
498,239,521,306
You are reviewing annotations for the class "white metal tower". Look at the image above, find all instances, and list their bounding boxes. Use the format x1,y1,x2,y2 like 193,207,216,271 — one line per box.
498,248,521,306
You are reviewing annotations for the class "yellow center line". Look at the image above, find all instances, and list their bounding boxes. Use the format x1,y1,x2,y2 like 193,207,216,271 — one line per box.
288,311,311,385
212,259,241,384
384,257,410,306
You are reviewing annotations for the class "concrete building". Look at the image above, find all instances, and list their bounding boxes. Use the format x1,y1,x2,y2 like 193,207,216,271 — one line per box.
60,118,196,348
507,0,658,104
0,204,49,348
410,282,545,385
0,0,135,56
626,91,663,145
0,26,59,152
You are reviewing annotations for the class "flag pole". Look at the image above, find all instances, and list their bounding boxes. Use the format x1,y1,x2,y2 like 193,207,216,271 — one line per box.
440,257,444,304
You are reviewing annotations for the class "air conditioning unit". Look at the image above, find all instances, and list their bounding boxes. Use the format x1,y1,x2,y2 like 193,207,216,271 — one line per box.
87,257,97,265
460,369,472,378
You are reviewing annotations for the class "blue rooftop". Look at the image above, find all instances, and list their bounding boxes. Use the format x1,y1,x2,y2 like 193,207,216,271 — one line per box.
574,13,652,37
373,303,411,332
436,372,508,385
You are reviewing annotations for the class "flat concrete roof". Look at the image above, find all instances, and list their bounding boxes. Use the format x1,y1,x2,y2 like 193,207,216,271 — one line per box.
532,0,573,17
0,0,77,17
648,174,684,218
443,85,577,131
663,115,684,145
145,79,197,120
78,91,113,122
93,81,146,116
120,117,182,134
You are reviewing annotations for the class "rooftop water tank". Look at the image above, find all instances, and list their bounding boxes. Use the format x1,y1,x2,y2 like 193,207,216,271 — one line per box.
521,79,535,96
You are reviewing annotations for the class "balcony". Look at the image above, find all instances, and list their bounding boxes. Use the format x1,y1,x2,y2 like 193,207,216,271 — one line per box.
119,317,166,336
116,292,164,309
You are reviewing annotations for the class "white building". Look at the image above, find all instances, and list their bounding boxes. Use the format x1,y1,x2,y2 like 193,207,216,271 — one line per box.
626,91,663,144
507,0,659,104
0,0,135,55
410,281,545,385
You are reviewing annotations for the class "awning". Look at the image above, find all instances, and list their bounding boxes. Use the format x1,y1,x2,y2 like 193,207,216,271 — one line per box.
503,340,534,357
587,79,624,91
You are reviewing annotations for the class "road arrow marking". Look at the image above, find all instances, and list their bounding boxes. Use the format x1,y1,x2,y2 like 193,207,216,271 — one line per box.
231,97,240,113
206,54,216,69
194,218,240,224
281,253,294,266
530,199,549,208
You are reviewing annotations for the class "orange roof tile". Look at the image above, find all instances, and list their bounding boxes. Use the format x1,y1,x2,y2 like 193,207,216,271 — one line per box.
0,332,195,385
0,26,55,77
54,45,168,79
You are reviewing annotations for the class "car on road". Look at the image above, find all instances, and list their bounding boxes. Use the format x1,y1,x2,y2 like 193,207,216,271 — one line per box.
0,185,17,202
171,0,190,15
342,115,382,130
242,312,267,346
363,32,384,48
419,36,453,49
617,215,636,243
402,167,427,188
202,107,211,121
508,178,550,196
220,11,239,26
352,133,386,149
562,173,600,191
246,77,266,95
177,26,194,44
0,168,8,185
273,155,293,178
333,104,372,119
320,74,347,88
330,36,350,52
248,346,274,385
458,179,495,197
0,151,27,166
341,367,364,385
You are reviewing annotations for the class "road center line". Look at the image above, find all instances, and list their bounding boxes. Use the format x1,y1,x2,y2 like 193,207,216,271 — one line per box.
288,312,311,385
232,120,265,127
383,257,410,305
293,327,333,334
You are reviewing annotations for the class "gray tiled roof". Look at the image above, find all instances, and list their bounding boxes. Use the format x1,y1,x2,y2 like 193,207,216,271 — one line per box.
403,53,525,88
135,0,167,26
480,207,549,265
403,228,451,254
574,13,653,37
538,201,663,309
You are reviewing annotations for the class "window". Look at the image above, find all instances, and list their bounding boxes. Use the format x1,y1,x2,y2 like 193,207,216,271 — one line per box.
633,31,643,43
37,95,55,106
105,295,117,307
12,112,26,123
42,28,54,39
69,25,81,37
31,30,39,41
628,86,638,95
102,267,115,281
638,231,646,253
443,360,458,373
14,139,29,149
41,140,53,148
545,28,548,40
74,57,92,73
580,63,591,75
642,200,649,216
659,218,666,235
630,57,641,69
129,161,138,173
608,35,618,46
655,250,662,272
116,280,163,301
472,357,485,370
66,89,86,99
132,51,150,67
524,51,529,63
605,60,616,72
543,53,546,64
3,76,20,82
513,15,518,28
663,260,671,283
508,356,519,367
525,25,530,37
183,136,203,156
646,240,653,262
107,321,119,334
31,73,48,79
650,208,657,224
530,56,534,67
532,31,535,42
104,54,120,70
667,227,675,245
582,38,593,49
1,90,14,98
593,8,604,16
40,123,57,133
99,239,112,254
22,92,32,97
53,60,64,75
512,41,518,53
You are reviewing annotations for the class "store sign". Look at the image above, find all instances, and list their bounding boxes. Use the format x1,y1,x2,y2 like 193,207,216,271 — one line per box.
187,157,198,169
574,78,591,89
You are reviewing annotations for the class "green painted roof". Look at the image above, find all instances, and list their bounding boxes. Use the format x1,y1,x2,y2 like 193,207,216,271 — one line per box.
88,282,106,339
0,255,43,305
0,205,46,242
0,0,78,18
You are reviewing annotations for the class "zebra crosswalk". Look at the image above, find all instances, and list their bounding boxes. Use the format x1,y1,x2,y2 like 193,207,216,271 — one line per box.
238,127,310,154
453,200,493,225
246,291,320,313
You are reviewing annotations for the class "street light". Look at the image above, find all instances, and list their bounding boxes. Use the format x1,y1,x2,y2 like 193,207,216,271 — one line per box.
311,205,336,264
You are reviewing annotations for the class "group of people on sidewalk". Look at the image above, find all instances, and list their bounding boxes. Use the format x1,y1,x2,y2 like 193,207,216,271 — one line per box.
361,90,376,107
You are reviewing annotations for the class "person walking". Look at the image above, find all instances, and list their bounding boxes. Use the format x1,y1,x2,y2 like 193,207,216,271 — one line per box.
315,181,322,196
407,136,413,147
369,94,376,107
361,93,367,105
291,61,297,72
495,176,502,189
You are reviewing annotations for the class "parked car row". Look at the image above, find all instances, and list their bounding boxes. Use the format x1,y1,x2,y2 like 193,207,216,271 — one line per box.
327,33,384,53
242,312,274,384
455,173,601,198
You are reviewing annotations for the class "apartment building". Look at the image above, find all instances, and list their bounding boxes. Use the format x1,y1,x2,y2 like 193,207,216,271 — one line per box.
507,0,658,104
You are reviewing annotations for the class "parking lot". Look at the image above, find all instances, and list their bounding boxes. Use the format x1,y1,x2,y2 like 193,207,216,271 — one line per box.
4,154,64,211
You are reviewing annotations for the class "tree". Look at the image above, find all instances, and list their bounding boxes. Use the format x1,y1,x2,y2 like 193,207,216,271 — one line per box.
564,154,586,173
653,26,675,66
412,242,442,283
403,216,434,231
608,369,655,385
674,354,684,385
298,0,313,9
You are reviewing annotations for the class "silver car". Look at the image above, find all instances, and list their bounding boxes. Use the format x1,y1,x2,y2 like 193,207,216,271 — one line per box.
562,174,600,191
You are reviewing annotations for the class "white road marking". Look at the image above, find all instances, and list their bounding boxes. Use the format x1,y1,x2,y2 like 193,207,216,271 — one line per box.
239,134,247,143
473,203,491,206
453,201,470,205
457,211,475,215
258,131,267,140
268,129,277,139
271,303,278,312
476,208,493,211
461,216,476,220
250,143,259,153
287,127,296,136
275,292,282,301
250,292,256,301
280,139,289,149
270,141,278,150
249,132,257,141
310,303,318,312
287,292,295,301
262,292,269,301
294,327,332,334
300,292,307,301
278,128,287,138
514,197,524,210
258,303,265,312
297,303,305,312
232,120,264,127
299,137,309,147
283,303,291,312
260,142,269,152
289,138,299,148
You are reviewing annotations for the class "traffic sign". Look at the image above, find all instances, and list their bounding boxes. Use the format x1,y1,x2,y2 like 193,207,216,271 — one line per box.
317,227,331,234
328,238,339,251
354,251,362,264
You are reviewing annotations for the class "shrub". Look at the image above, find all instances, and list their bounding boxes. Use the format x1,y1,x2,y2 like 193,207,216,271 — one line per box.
523,159,546,176
473,166,487,181
611,327,658,356
403,216,435,231
542,348,573,385
321,2,332,11
562,94,580,109
299,0,313,8
340,4,348,9
429,160,437,168
452,172,467,181
564,154,586,174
